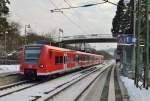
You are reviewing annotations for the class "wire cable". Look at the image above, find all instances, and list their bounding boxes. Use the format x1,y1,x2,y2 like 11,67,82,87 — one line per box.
102,0,118,6
63,0,97,34
62,13,89,34
64,0,72,7
51,1,107,11
49,0,90,34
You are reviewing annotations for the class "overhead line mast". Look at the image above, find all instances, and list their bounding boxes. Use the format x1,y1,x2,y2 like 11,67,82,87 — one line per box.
134,0,150,89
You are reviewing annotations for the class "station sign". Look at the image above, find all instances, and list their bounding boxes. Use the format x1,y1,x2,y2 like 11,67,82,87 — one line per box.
121,34,135,44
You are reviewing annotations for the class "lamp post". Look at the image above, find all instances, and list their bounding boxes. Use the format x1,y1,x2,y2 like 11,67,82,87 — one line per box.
4,31,8,64
25,24,31,45
50,33,52,46
58,28,63,47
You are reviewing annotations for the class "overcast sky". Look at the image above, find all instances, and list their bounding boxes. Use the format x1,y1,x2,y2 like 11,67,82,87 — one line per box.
8,0,118,50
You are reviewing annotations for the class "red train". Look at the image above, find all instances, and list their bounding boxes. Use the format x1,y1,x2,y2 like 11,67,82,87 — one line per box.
20,44,104,78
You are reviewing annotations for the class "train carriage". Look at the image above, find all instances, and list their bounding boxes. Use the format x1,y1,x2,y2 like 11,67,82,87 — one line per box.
20,44,104,78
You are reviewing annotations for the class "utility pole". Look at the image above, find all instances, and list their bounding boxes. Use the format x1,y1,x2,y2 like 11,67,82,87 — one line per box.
144,0,149,89
4,31,8,64
135,0,142,87
58,28,63,47
24,24,31,45
133,0,137,86
134,0,150,89
49,33,52,46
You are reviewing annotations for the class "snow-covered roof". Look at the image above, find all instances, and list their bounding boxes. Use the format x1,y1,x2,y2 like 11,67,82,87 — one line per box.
45,45,73,52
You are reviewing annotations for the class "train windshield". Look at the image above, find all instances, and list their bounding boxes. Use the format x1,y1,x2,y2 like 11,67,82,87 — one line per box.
24,46,42,64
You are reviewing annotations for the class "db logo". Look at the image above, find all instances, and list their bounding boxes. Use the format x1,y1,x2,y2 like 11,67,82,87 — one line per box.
28,65,32,68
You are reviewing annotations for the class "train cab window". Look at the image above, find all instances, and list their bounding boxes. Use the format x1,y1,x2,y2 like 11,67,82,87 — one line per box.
24,46,41,64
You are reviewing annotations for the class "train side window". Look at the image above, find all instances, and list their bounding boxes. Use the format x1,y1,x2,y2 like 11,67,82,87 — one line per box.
68,56,70,63
60,56,63,63
49,50,52,59
82,56,85,61
78,56,81,61
55,56,59,64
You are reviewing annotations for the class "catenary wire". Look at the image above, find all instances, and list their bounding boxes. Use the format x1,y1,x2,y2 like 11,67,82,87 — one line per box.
49,0,91,34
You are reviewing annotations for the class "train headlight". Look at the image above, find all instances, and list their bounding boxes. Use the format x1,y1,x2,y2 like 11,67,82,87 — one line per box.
39,64,44,68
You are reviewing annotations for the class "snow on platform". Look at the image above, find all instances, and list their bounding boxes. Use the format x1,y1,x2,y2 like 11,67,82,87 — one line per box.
0,65,19,74
121,76,150,101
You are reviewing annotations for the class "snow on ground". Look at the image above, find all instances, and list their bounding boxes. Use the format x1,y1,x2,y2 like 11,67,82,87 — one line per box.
48,67,103,101
0,67,87,101
0,65,19,74
0,64,107,101
121,76,150,101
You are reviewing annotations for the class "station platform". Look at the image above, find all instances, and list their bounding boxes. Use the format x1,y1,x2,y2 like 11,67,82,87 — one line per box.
82,63,130,101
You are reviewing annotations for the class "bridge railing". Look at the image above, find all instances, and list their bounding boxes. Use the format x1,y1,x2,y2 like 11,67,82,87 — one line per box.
61,34,113,41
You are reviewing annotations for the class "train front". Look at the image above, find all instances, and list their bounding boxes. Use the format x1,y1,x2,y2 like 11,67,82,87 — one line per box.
20,45,43,78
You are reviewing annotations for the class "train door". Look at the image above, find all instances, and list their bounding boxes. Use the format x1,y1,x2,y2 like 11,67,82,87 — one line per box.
64,52,68,71
75,54,78,68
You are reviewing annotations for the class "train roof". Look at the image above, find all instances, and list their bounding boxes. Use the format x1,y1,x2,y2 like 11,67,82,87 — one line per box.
76,51,102,56
25,44,73,52
24,44,103,57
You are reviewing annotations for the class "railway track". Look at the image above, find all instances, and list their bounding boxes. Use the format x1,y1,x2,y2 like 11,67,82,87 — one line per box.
30,66,103,101
0,72,19,78
0,64,106,99
0,80,42,97
0,72,23,87
73,66,111,101
0,80,29,91
35,64,112,101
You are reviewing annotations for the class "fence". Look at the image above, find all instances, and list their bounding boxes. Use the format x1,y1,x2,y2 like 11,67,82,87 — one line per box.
0,59,20,65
